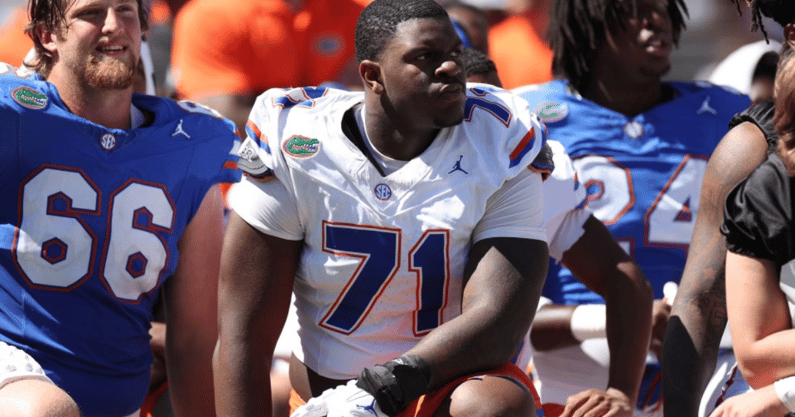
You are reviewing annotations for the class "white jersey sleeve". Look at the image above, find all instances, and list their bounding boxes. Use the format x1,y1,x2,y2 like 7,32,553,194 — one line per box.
228,176,303,241
473,168,546,244
543,140,592,261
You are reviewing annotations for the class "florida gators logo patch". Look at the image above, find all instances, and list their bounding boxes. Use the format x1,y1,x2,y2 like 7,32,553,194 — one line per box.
284,135,320,158
534,101,568,123
12,86,48,109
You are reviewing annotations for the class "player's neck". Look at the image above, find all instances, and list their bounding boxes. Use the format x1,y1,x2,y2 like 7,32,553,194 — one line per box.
363,105,438,161
581,76,663,118
49,72,134,130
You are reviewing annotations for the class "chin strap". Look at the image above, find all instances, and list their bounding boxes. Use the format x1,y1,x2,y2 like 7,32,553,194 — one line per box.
356,355,431,417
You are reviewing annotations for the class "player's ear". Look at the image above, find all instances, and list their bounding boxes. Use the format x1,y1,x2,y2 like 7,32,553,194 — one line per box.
360,60,385,95
35,24,58,55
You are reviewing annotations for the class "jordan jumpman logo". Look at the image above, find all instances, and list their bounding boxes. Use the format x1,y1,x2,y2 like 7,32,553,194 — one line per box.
172,119,191,138
448,155,469,175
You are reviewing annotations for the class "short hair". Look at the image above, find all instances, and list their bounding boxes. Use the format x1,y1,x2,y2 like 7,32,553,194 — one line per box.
549,0,687,92
354,0,448,63
730,0,795,42
461,47,496,78
25,0,149,75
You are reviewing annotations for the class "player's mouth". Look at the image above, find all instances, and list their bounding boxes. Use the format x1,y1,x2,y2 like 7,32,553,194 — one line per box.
96,43,128,56
643,34,673,57
437,81,466,104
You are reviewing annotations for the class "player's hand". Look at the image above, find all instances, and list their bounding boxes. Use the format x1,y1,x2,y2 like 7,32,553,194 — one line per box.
291,379,388,417
649,299,671,358
708,385,789,417
560,388,633,417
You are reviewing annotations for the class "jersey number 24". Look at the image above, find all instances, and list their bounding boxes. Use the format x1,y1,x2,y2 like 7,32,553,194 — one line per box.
573,154,707,250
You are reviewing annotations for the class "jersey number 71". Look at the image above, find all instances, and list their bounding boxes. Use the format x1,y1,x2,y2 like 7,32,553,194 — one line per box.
321,221,450,337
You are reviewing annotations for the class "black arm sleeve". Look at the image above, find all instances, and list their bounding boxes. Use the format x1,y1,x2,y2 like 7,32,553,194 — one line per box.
721,152,795,267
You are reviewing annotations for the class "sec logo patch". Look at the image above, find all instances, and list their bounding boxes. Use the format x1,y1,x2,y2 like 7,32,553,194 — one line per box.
374,183,392,201
624,121,644,139
99,133,117,150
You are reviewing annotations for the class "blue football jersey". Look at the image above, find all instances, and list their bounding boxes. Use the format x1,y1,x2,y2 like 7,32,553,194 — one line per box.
0,66,240,416
517,79,750,303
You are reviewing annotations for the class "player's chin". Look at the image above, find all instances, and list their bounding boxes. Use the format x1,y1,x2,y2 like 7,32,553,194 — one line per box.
87,61,136,90
433,105,466,127
433,113,465,128
641,59,671,79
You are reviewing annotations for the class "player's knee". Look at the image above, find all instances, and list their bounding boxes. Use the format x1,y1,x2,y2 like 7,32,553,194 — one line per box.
0,379,80,417
448,376,535,417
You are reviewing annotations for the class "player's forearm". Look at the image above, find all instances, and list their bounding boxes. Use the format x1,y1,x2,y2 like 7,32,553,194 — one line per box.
661,316,717,417
212,313,277,415
529,305,580,351
605,260,653,401
213,337,274,416
662,165,733,417
662,278,727,417
167,334,218,417
407,238,547,388
413,301,533,386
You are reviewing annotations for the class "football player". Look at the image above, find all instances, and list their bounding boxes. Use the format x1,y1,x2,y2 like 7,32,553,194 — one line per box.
515,0,750,415
213,1,552,416
0,0,240,416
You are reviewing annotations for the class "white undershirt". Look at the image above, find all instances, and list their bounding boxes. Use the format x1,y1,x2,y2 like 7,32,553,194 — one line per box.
131,104,145,129
355,105,408,175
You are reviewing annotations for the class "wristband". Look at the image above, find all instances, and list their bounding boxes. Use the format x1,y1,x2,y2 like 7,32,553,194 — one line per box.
774,376,795,412
569,304,607,341
356,355,431,417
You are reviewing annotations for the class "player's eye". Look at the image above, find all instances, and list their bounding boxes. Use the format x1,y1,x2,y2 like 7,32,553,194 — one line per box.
118,4,136,14
79,9,102,17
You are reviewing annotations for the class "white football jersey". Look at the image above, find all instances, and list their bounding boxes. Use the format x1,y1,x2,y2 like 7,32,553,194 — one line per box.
542,140,591,261
232,86,548,379
513,141,591,371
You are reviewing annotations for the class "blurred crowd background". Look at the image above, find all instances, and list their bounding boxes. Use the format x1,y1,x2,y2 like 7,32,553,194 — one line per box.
0,0,780,97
